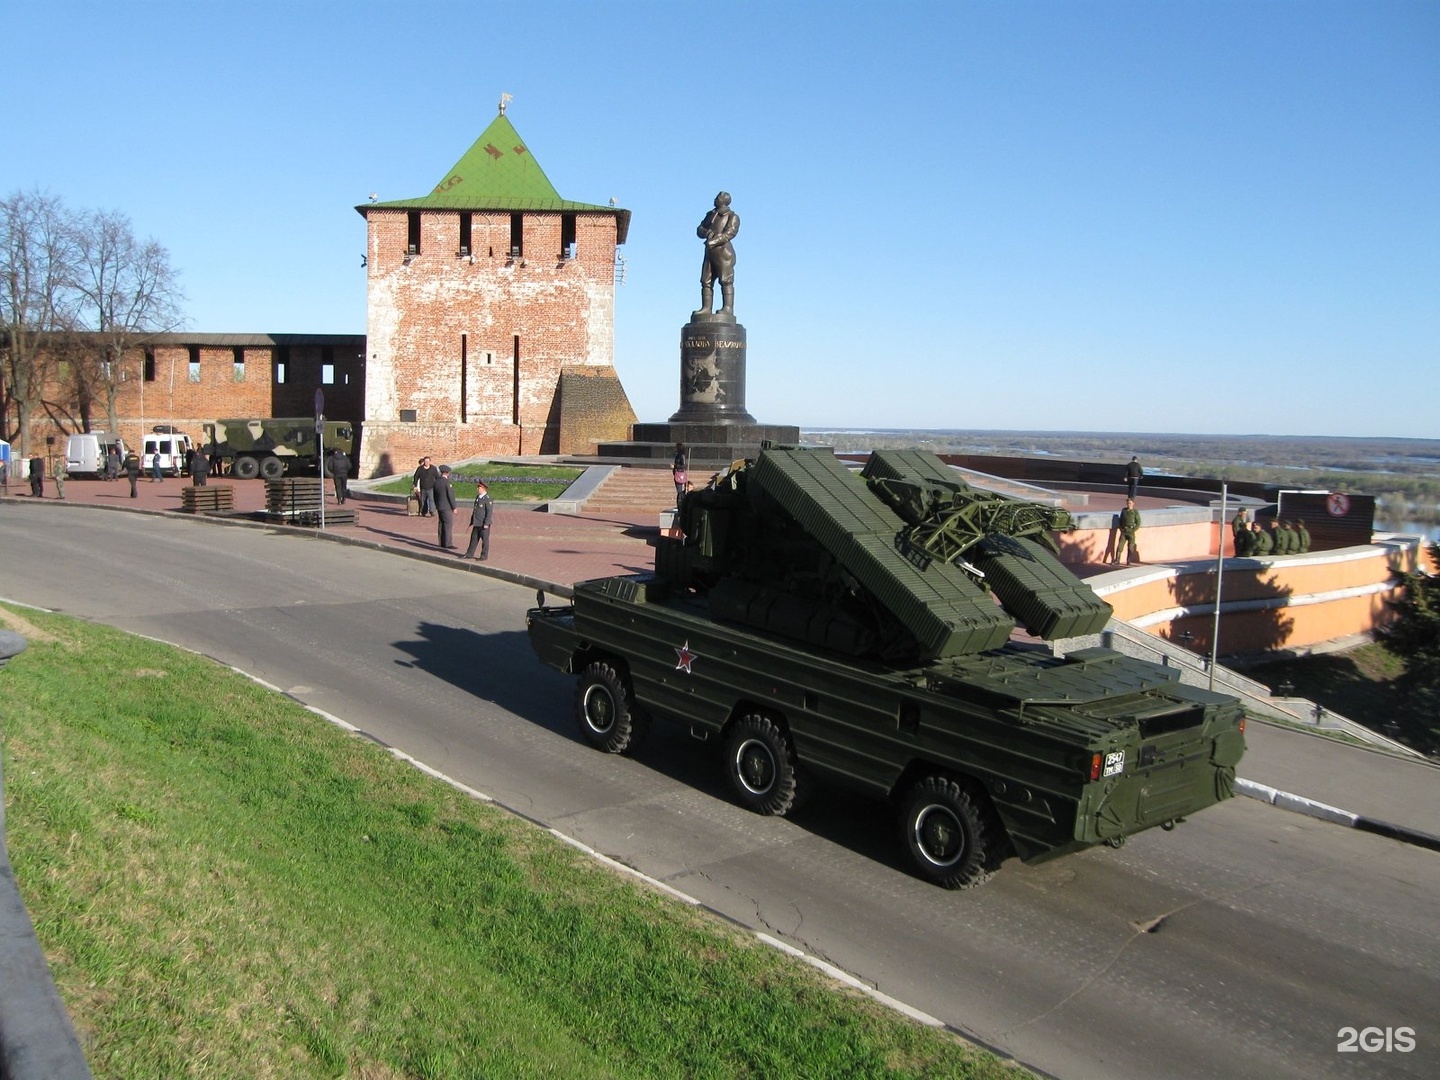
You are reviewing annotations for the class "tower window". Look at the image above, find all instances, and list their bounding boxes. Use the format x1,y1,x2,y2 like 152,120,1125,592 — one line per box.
188,345,200,383
561,213,576,259
276,345,290,385
458,212,472,256
233,346,245,381
144,349,156,382
407,211,421,255
509,213,523,258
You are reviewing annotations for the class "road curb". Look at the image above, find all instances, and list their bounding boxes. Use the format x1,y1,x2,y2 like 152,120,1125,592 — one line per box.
1235,778,1440,853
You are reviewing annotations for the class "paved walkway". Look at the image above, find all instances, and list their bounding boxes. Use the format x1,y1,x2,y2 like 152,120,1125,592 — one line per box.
6,474,657,597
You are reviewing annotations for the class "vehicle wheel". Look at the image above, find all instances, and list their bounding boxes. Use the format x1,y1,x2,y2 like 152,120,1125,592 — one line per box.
259,456,285,481
232,455,260,480
576,660,647,754
899,776,1002,889
725,713,803,816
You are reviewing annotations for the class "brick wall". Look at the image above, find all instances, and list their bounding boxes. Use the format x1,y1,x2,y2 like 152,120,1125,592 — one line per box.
361,207,623,476
16,336,365,461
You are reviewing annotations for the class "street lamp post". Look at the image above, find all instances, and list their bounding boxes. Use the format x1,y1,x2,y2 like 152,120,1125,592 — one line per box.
1209,483,1228,691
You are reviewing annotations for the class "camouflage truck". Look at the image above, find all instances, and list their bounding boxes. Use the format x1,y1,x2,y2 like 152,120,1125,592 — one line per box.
527,446,1246,888
201,418,355,480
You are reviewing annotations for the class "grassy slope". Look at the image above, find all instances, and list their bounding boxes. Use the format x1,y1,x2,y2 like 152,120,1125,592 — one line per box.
1243,643,1438,756
0,604,1026,1080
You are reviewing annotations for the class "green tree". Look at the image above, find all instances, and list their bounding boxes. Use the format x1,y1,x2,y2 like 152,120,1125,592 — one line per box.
1383,542,1440,755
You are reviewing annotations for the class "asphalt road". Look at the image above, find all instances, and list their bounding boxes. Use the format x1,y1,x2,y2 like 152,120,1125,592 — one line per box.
2,503,1436,1080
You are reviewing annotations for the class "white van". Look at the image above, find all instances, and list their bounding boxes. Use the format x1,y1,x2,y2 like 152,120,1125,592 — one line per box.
65,432,128,478
142,430,193,477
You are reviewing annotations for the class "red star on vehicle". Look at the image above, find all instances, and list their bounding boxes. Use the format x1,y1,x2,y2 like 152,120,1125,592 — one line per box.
674,640,698,674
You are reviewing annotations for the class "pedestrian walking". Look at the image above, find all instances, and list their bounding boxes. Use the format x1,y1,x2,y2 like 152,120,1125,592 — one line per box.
1125,456,1143,500
461,480,493,560
1113,497,1142,565
105,443,120,481
433,464,457,549
29,455,44,497
53,458,67,499
123,449,141,498
151,449,163,482
413,456,439,516
329,447,351,505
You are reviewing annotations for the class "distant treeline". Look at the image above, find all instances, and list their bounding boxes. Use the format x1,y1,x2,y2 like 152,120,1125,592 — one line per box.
804,430,1440,528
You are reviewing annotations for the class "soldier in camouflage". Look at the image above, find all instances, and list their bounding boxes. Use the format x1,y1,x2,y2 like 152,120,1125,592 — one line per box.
1113,498,1142,565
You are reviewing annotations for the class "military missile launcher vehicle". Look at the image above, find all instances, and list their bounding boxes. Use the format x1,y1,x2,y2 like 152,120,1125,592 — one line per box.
527,445,1246,887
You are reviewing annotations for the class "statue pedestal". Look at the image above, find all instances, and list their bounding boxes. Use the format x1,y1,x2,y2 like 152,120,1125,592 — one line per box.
669,315,755,424
594,314,798,467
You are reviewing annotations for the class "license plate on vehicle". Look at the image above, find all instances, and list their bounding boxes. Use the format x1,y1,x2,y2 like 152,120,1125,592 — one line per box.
1103,751,1126,777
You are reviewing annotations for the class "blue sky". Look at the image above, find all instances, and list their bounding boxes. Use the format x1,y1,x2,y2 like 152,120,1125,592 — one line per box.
5,0,1437,438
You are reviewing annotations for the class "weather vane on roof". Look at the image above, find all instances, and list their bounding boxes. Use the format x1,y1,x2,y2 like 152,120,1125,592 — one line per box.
499,92,513,115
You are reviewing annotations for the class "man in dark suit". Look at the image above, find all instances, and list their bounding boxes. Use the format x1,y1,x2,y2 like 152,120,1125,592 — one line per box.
329,447,351,505
434,465,458,549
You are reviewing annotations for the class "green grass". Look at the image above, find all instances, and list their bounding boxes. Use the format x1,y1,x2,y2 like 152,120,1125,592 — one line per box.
373,462,583,503
0,603,1028,1080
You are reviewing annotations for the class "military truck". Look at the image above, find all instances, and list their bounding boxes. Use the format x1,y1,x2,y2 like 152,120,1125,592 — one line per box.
201,418,355,480
527,446,1246,888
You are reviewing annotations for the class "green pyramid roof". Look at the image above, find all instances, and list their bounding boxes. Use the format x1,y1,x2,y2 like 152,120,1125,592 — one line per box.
358,111,626,236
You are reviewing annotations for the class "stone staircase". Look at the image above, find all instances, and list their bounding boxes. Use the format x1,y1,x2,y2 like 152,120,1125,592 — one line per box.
581,466,678,515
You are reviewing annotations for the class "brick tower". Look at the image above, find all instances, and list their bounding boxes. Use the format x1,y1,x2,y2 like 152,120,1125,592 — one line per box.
356,103,635,477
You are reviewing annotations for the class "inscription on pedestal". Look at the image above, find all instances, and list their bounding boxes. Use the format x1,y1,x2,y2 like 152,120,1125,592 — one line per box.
672,319,754,423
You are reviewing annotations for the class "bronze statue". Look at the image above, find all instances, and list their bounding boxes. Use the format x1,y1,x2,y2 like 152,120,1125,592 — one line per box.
694,191,739,318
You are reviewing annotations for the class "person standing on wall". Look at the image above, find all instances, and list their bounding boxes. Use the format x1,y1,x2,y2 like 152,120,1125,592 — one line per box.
433,465,457,549
1125,456,1143,500
329,447,351,505
1114,497,1142,565
461,480,493,561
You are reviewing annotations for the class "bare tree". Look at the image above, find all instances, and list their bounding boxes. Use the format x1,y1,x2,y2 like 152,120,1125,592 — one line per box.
1,190,79,454
73,208,185,435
